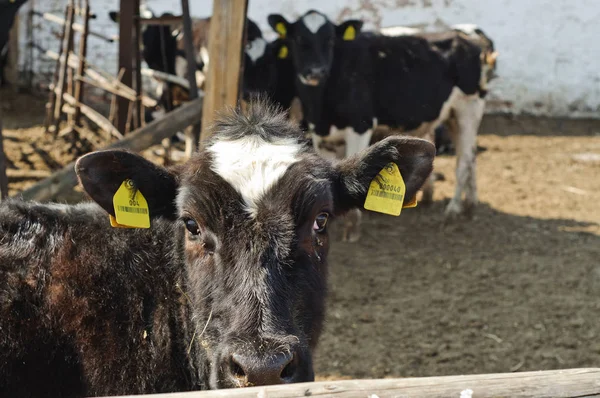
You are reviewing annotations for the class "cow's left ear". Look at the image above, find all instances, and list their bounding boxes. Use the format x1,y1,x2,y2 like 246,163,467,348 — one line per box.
76,150,180,221
268,14,291,38
334,136,435,215
336,20,363,41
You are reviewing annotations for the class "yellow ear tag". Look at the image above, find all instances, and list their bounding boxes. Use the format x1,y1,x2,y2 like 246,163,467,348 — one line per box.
275,22,287,38
111,179,150,228
343,25,356,41
278,45,288,59
364,162,415,216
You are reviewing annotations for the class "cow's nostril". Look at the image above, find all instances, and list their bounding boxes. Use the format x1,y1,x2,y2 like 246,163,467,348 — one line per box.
280,354,297,380
230,356,247,380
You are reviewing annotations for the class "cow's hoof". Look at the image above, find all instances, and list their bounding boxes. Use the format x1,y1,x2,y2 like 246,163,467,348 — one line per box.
444,200,463,220
463,200,478,218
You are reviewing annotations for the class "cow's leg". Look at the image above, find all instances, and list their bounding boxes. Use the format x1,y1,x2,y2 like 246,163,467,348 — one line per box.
445,96,485,218
419,126,436,206
343,128,373,242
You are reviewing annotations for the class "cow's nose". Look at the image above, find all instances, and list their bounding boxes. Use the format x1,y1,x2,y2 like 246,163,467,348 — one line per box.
229,351,297,386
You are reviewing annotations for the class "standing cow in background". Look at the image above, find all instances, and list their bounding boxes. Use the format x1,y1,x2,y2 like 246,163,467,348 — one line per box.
0,101,435,396
268,10,488,241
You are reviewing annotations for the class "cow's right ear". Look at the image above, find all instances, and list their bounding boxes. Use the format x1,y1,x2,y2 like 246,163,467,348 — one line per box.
75,150,180,220
336,20,363,41
334,136,435,215
268,14,291,38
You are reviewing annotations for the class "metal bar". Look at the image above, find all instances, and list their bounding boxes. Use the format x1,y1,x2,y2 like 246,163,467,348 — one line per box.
138,15,183,25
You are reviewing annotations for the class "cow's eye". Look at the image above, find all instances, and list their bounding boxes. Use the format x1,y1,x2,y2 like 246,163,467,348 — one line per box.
183,218,200,236
313,212,329,233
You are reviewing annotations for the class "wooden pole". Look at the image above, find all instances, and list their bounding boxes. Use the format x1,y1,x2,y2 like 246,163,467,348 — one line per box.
44,4,71,132
200,0,248,143
133,5,142,130
180,0,201,151
31,11,114,43
0,112,9,200
52,0,75,135
5,14,20,87
18,97,203,202
73,0,90,127
116,0,138,134
107,368,600,398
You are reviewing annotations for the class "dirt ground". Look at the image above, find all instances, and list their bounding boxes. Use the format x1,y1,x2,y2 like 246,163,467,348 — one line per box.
1,90,600,380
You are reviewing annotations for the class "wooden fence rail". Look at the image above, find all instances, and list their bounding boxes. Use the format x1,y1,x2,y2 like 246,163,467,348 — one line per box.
17,97,203,202
107,368,600,398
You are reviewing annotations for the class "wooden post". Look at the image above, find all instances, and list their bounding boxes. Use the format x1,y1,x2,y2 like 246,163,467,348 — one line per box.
181,0,201,151
133,4,142,130
44,4,71,132
5,14,20,87
200,0,248,142
116,0,138,134
73,0,90,127
52,0,75,135
0,112,8,199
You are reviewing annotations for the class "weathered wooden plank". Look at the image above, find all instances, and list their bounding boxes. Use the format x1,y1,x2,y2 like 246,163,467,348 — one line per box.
17,97,203,202
108,368,600,398
117,0,138,134
73,0,90,126
200,0,248,142
52,0,76,134
180,0,201,152
60,92,123,139
4,13,20,86
32,11,114,42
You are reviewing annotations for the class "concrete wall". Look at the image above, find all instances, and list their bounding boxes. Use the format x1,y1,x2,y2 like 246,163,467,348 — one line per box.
18,0,600,118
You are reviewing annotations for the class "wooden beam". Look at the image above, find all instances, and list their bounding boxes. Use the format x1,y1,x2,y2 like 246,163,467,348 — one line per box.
18,97,203,202
200,0,248,142
117,0,138,135
31,11,114,43
0,112,8,199
138,15,183,25
73,0,90,126
180,0,201,151
5,14,20,86
52,1,75,134
60,92,123,139
109,368,600,398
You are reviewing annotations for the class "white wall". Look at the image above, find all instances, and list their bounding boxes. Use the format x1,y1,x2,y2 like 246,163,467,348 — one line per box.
18,0,600,118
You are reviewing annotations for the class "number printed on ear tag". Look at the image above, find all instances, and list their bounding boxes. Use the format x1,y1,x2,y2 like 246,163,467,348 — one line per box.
364,162,409,216
112,179,150,228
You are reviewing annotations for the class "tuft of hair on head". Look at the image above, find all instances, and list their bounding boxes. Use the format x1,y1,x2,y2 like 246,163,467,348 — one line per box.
207,95,306,145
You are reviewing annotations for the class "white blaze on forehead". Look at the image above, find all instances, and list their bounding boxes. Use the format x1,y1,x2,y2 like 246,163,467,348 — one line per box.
302,12,327,34
246,38,267,63
209,136,302,214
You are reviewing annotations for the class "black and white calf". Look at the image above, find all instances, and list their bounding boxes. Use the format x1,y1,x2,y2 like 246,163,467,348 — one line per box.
0,102,434,396
268,10,488,239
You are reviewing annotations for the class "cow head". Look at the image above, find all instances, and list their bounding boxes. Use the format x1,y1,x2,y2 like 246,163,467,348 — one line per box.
268,10,362,87
76,101,434,389
242,39,294,107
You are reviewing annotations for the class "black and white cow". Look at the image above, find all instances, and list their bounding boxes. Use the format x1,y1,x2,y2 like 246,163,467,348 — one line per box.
0,101,434,396
268,10,488,240
0,0,28,86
